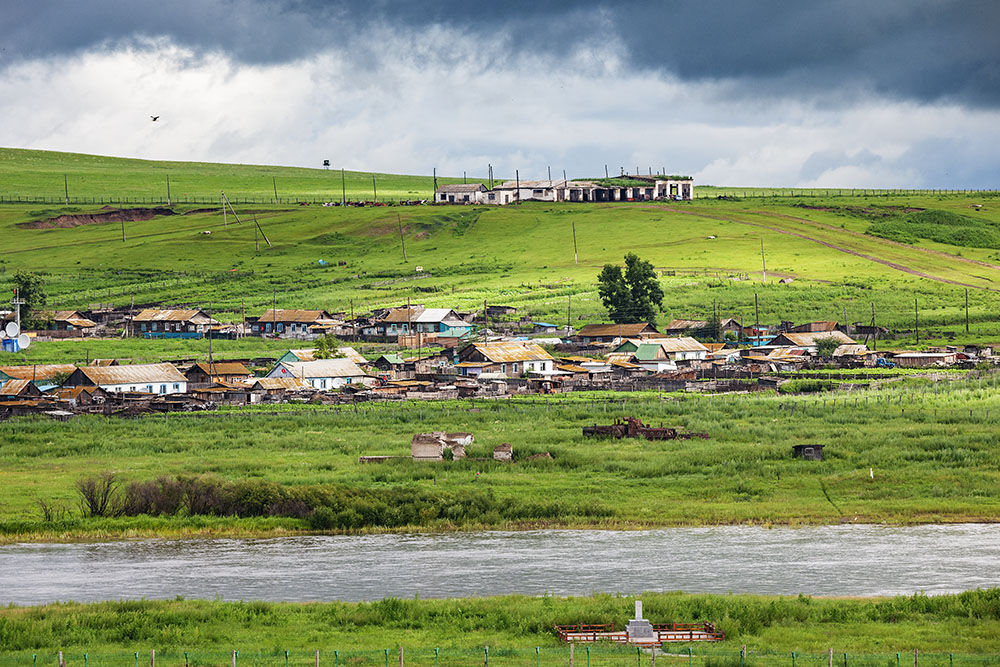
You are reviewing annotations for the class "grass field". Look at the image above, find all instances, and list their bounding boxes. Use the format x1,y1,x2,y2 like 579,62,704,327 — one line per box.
3,377,999,542
1,590,999,658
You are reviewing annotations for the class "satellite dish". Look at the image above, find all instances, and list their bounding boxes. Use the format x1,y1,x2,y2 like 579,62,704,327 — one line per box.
17,333,30,349
4,321,18,337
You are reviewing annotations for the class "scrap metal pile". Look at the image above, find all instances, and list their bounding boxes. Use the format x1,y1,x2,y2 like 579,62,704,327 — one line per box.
582,416,708,440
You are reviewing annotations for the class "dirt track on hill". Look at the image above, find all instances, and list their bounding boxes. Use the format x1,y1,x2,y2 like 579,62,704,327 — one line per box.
640,204,999,292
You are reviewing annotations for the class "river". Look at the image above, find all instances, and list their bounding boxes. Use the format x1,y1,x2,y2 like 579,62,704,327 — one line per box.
2,524,996,605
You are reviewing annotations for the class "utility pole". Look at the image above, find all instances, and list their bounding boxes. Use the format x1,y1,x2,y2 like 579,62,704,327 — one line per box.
548,166,551,182
341,168,346,205
12,289,25,331
372,173,377,203
754,293,760,346
605,164,609,178
483,299,488,341
843,305,849,337
121,217,126,243
241,298,246,338
515,170,520,204
398,214,407,261
760,237,767,283
965,288,970,333
272,288,277,336
572,221,578,264
64,174,69,204
915,298,919,345
433,167,438,194
463,170,467,185
222,192,227,227
871,302,877,352
272,176,278,203
166,175,171,205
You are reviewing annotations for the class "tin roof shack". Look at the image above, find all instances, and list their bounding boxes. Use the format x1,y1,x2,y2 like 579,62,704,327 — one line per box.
130,309,218,338
373,354,415,381
0,364,78,390
892,351,958,368
266,358,371,390
663,318,741,337
434,183,488,204
411,432,473,461
0,379,43,400
573,323,660,345
247,377,311,402
185,361,254,387
48,385,109,407
792,444,824,461
456,342,554,378
787,321,839,333
64,363,188,395
250,309,340,338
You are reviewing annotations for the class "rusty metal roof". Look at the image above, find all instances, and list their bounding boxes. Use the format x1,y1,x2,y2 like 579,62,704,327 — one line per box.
655,337,710,353
78,363,186,385
436,183,486,193
577,323,659,338
0,364,77,381
470,342,553,363
132,309,217,324
0,379,32,394
775,331,855,346
271,358,368,379
188,362,252,376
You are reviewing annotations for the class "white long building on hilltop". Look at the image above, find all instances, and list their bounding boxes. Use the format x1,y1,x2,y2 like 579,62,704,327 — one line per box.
435,175,693,205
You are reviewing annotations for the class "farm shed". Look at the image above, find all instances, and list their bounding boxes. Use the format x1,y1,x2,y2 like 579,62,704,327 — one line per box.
892,352,958,367
792,444,824,461
0,379,43,400
770,330,856,352
434,183,488,204
34,310,97,334
63,363,188,395
184,361,254,386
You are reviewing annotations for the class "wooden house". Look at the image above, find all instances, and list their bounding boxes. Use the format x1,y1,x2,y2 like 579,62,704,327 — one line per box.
456,342,554,378
35,310,97,334
130,309,218,338
265,358,370,390
0,379,43,400
251,309,340,338
63,363,188,395
184,361,254,386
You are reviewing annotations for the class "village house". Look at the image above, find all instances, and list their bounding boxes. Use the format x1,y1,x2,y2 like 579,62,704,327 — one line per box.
184,361,254,386
247,377,312,401
892,351,959,368
48,385,109,407
62,363,188,395
34,310,98,335
277,347,369,366
663,318,741,338
786,320,839,334
366,306,473,340
265,358,370,390
455,341,554,378
372,354,414,381
250,309,340,338
574,322,660,345
129,309,218,338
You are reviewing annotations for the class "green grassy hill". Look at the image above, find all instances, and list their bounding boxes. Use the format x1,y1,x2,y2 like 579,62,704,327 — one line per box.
0,147,470,203
2,149,1000,353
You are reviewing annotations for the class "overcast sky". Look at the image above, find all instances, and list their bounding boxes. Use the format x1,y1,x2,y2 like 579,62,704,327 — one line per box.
2,0,999,187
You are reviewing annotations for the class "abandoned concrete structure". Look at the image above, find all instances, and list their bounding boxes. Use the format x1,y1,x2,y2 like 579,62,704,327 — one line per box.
434,175,694,205
411,432,474,461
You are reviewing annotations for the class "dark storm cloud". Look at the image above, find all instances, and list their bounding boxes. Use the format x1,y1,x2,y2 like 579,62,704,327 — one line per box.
4,0,998,106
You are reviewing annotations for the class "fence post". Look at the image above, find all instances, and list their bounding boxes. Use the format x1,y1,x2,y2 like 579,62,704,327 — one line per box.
587,645,590,667
435,648,439,667
135,651,139,667
151,649,155,667
336,651,340,667
385,649,389,667
85,654,88,667
689,647,693,667
59,652,64,667
185,653,189,667
651,645,655,667
914,649,917,667
792,652,795,667
741,645,746,667
485,646,489,667
570,642,575,667
949,654,953,667
399,646,403,667
285,651,289,667
896,653,900,667
843,652,847,667
536,647,540,667
316,649,320,667
828,648,832,667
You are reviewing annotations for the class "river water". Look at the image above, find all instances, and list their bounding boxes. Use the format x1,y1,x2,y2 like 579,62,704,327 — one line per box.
1,524,996,605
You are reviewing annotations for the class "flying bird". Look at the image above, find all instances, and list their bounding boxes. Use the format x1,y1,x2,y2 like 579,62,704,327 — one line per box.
150,115,159,121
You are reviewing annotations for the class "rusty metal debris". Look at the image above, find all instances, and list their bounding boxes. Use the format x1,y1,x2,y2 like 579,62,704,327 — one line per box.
582,416,708,440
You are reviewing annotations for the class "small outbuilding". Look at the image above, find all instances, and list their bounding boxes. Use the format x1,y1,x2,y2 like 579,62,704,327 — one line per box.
792,444,824,461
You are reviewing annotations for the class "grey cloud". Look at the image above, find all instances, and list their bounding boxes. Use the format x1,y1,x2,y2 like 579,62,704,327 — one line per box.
3,0,998,106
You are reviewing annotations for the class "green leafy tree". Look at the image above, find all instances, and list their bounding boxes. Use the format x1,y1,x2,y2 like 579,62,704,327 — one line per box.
314,336,330,359
815,336,841,359
12,271,46,328
597,253,664,324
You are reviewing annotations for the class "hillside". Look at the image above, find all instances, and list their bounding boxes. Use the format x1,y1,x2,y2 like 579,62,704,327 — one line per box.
2,150,1000,349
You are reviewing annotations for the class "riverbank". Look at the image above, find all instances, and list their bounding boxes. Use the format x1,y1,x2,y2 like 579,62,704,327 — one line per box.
1,591,998,656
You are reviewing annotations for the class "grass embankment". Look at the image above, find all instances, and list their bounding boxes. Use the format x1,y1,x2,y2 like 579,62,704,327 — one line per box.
3,180,1000,348
3,379,1000,542
1,591,999,658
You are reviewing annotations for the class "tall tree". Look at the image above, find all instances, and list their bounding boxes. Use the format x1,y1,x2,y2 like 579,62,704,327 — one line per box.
12,271,46,328
597,253,664,324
